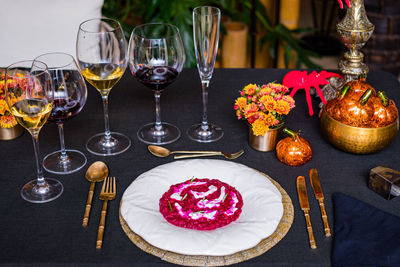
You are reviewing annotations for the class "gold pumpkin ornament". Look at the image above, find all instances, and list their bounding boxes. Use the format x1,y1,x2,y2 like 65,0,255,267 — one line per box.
276,128,312,166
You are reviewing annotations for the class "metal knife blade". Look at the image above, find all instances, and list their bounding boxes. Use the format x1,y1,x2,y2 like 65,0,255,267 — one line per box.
297,176,310,210
310,168,324,200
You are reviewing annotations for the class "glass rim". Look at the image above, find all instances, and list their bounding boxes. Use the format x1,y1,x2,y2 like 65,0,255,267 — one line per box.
131,23,181,40
5,60,49,79
78,17,122,34
193,6,221,16
34,52,76,70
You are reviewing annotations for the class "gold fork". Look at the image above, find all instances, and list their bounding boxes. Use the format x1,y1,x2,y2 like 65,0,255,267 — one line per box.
96,176,116,250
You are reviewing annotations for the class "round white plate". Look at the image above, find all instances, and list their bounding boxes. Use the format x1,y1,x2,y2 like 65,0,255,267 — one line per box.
120,159,284,256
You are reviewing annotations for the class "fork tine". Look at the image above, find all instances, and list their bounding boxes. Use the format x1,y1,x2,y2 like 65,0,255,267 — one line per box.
107,176,112,193
112,177,116,194
100,177,107,193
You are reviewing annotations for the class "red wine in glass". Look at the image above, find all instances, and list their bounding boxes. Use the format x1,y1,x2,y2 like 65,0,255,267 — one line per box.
35,53,88,175
128,23,185,145
134,66,178,91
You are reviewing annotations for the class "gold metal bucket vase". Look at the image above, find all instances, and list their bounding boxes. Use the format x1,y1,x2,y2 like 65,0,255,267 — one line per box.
248,124,283,152
0,125,24,140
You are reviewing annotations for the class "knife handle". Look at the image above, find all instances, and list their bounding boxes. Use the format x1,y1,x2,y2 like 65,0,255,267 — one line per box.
318,199,331,237
304,210,317,249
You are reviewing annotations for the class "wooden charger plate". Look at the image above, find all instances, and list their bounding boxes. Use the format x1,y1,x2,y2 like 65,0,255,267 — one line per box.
119,170,294,266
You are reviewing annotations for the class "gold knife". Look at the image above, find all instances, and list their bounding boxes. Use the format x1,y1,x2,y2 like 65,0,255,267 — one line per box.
297,176,317,249
309,168,331,237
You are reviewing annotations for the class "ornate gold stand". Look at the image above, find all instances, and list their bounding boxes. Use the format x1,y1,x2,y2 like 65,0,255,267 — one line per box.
337,0,374,80
321,0,375,103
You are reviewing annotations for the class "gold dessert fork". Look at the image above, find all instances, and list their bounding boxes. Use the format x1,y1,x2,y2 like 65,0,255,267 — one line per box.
96,176,116,250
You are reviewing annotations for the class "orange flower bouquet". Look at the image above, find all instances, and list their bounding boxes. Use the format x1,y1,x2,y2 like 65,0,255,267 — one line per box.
0,72,23,128
234,83,295,136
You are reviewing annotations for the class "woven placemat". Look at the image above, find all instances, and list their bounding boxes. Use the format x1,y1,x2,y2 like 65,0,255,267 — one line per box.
119,171,294,266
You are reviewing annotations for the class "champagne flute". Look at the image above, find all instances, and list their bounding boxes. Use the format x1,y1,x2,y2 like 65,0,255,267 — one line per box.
5,60,63,203
128,23,185,145
77,18,131,156
35,53,88,174
187,6,223,143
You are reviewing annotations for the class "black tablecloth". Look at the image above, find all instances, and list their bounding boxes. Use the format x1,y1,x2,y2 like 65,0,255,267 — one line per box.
0,68,399,266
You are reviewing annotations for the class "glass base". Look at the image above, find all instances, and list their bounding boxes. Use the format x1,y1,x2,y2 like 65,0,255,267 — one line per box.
42,149,87,174
187,123,224,143
21,178,64,203
86,132,131,156
137,122,181,145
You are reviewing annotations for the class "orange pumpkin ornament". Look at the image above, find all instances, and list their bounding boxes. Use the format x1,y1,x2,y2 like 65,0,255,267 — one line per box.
338,88,375,127
345,75,376,100
276,128,312,166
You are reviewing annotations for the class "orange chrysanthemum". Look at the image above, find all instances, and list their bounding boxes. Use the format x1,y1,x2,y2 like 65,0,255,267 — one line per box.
0,99,7,116
0,115,17,128
260,95,276,112
251,118,269,136
243,84,258,95
264,113,276,126
276,99,291,115
243,103,259,118
235,97,247,110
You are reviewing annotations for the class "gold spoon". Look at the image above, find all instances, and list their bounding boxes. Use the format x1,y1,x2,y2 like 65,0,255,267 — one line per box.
82,161,108,227
148,145,244,160
148,145,225,157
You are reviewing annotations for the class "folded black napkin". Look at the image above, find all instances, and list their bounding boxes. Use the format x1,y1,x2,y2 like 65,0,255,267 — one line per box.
332,192,400,267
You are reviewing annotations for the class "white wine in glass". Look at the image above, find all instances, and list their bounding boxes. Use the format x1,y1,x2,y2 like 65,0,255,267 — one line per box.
77,18,131,156
5,60,63,203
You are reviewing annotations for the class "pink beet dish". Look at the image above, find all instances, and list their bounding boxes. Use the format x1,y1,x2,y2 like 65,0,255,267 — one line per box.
159,178,243,230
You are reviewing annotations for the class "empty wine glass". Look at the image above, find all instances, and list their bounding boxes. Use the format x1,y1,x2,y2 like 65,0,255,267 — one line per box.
35,53,88,174
129,23,185,145
77,18,131,156
5,60,63,203
187,6,223,143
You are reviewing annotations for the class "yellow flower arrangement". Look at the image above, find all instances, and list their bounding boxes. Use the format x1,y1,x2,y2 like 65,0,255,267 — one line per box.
234,82,295,136
0,72,19,128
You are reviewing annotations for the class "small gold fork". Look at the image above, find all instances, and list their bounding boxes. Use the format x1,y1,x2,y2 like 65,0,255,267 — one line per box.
96,176,116,250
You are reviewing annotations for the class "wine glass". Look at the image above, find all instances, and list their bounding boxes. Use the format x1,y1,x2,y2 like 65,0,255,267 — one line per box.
128,23,185,145
5,60,63,203
76,18,131,156
187,6,223,143
35,53,88,174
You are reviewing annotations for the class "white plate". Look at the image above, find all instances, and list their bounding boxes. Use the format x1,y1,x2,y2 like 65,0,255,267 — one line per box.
120,159,284,256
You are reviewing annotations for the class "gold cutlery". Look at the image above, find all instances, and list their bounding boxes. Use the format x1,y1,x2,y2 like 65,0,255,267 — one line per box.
174,150,244,160
148,145,244,160
309,168,331,237
297,176,317,249
82,161,108,227
96,176,116,250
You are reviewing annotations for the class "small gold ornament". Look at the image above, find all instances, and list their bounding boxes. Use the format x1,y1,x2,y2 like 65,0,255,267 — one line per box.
276,128,312,166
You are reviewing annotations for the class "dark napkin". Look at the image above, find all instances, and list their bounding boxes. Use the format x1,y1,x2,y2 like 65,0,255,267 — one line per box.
332,192,400,267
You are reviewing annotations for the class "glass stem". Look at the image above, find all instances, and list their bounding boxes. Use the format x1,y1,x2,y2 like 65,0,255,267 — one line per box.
154,91,162,131
57,122,68,161
201,79,210,131
32,134,45,186
102,95,111,141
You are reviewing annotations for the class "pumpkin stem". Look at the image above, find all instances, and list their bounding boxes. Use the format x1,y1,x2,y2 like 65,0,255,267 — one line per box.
283,127,298,139
359,88,373,106
338,84,351,100
377,91,389,107
359,73,367,81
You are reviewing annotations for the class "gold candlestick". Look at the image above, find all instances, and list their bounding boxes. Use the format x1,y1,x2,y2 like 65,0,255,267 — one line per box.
337,0,374,80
